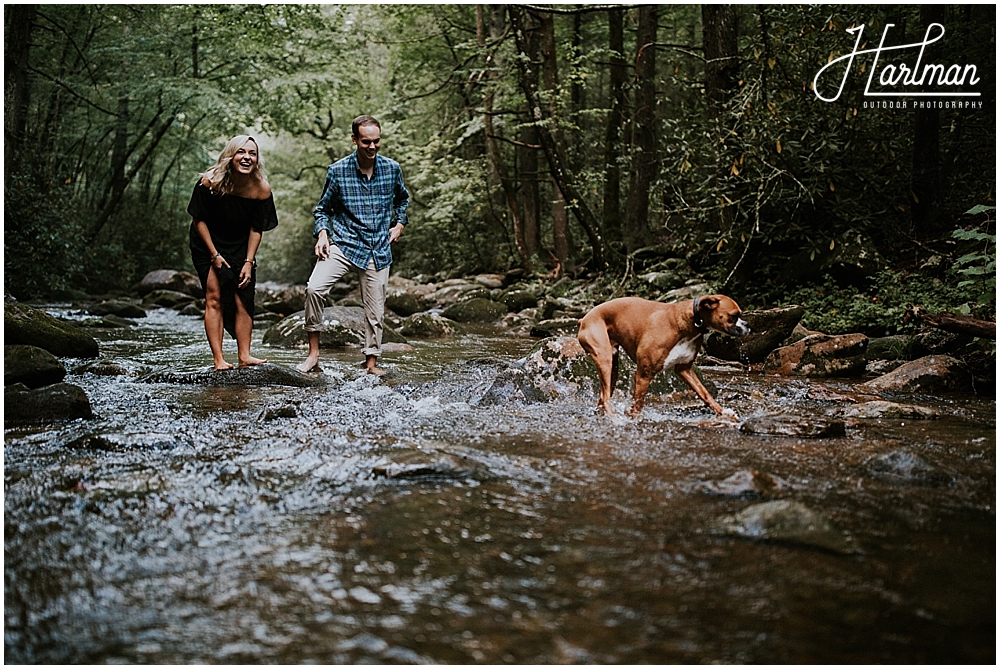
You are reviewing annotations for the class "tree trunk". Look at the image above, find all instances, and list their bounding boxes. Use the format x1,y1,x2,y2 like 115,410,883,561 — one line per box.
622,5,659,254
510,5,607,270
702,4,739,119
477,4,532,272
912,5,946,233
538,11,574,275
4,4,37,185
519,102,542,259
602,8,627,243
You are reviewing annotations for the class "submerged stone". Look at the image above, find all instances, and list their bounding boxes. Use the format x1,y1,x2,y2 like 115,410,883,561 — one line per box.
141,363,327,388
840,401,940,420
865,449,948,485
695,469,785,498
371,448,487,481
740,414,846,438
713,500,856,554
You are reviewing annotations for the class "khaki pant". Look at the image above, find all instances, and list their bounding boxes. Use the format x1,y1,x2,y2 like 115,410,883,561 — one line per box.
303,244,389,358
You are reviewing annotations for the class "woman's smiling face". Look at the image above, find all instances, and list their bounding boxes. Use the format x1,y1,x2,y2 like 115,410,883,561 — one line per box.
232,139,259,175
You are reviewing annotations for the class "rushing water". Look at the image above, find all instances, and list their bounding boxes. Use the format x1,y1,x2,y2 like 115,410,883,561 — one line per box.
4,306,995,663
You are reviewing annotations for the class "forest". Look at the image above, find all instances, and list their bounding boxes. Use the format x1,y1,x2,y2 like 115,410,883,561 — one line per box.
4,4,996,333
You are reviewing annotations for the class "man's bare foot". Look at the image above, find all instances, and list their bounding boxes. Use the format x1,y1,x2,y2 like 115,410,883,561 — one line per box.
363,356,386,376
214,360,234,371
238,356,268,368
296,355,320,374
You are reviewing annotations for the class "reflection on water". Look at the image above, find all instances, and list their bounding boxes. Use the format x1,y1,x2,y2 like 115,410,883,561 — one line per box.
4,307,995,663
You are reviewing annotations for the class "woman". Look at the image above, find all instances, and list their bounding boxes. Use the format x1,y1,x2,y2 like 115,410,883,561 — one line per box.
188,135,278,370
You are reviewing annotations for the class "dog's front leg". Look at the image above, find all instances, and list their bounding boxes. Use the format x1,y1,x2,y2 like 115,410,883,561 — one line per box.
675,364,728,417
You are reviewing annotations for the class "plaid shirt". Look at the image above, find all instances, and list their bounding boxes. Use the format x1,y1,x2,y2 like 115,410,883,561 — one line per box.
313,152,409,270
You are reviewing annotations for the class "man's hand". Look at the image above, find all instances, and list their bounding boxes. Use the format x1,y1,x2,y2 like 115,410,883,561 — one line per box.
315,230,330,260
389,223,404,243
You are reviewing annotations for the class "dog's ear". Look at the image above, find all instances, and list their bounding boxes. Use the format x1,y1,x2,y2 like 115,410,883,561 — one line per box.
699,296,720,311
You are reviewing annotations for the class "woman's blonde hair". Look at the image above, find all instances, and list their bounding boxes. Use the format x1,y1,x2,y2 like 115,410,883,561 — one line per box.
199,135,267,193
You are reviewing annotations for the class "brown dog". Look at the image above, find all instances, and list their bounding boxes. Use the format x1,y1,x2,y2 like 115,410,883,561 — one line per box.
577,295,749,417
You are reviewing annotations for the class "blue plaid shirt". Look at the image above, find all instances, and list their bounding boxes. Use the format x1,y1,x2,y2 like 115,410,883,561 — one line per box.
313,152,409,270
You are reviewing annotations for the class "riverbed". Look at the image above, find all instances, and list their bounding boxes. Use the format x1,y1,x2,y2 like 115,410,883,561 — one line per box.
4,306,995,663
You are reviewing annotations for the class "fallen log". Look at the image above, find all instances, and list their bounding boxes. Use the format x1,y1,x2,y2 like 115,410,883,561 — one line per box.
905,306,996,340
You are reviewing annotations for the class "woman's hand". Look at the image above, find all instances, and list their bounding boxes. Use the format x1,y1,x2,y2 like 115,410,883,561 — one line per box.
238,260,253,288
212,253,231,270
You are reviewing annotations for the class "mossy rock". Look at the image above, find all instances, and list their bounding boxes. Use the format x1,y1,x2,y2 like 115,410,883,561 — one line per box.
5,382,93,422
4,345,67,388
399,312,458,338
441,297,507,323
4,302,99,358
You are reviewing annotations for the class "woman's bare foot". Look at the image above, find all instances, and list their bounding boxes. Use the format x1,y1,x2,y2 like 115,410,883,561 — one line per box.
214,360,234,371
238,356,268,368
296,353,320,374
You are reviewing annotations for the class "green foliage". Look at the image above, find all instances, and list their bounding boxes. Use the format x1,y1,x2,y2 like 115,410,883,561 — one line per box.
951,206,996,315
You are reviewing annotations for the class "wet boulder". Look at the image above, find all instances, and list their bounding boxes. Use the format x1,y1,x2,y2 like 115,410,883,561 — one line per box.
399,312,457,338
441,297,507,323
695,469,785,498
423,281,484,307
385,290,426,317
371,447,487,482
87,300,147,319
840,400,940,420
4,345,67,388
763,333,868,377
500,289,539,313
705,305,805,363
142,289,197,309
864,448,947,485
257,284,306,315
72,358,144,377
480,336,714,406
262,306,407,348
261,404,299,420
712,500,856,554
179,303,204,317
4,302,100,358
5,382,93,422
857,355,970,394
141,363,327,388
530,318,581,338
133,269,204,298
740,414,846,438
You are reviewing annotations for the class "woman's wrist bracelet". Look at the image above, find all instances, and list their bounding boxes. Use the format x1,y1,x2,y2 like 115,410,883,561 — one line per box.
244,258,255,265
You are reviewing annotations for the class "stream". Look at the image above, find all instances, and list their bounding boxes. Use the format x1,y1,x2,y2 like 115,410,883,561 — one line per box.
4,306,995,663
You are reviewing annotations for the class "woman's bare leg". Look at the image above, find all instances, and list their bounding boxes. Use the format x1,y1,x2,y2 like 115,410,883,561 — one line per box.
204,269,232,370
235,295,267,367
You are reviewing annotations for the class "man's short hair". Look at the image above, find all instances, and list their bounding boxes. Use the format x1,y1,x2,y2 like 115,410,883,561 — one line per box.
352,115,381,137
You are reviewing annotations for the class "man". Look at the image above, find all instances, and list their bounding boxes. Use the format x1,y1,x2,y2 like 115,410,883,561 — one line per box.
296,115,409,375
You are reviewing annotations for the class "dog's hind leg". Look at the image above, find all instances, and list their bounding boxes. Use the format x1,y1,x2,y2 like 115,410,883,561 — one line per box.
610,348,620,400
578,325,616,415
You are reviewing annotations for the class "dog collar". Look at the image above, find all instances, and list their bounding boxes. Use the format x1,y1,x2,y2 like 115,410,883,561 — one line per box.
692,296,708,333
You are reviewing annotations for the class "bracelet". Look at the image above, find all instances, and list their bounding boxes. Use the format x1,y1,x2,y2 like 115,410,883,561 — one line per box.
244,258,256,266
212,252,221,261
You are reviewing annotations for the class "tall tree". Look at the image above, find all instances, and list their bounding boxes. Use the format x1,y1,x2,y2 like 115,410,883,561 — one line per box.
509,5,607,270
622,5,659,253
911,4,946,232
602,8,627,242
702,4,739,119
4,4,36,186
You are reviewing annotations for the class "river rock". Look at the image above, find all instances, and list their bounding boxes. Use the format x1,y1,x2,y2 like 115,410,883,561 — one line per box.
179,303,204,317
87,300,147,319
480,336,714,406
4,302,100,358
530,318,581,338
704,305,805,363
134,269,204,298
142,289,197,309
4,345,67,388
763,333,868,377
840,401,940,420
661,282,713,303
474,274,505,289
695,469,785,498
5,382,93,422
740,414,846,438
257,284,306,315
501,289,539,313
140,363,327,387
424,282,483,307
712,500,855,554
262,404,299,420
82,314,136,329
72,358,142,377
864,449,947,485
385,290,426,317
262,306,407,348
371,447,486,481
399,312,457,337
441,297,507,323
857,355,970,394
